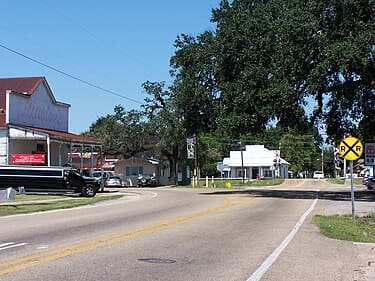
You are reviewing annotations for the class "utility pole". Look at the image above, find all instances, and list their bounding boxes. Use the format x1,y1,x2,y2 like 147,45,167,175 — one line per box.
240,139,244,183
194,134,198,187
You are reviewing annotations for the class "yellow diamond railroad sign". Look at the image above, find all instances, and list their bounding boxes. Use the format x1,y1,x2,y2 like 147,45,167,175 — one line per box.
339,136,363,161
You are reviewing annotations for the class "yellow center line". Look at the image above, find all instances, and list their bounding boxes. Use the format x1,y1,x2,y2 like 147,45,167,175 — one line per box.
0,196,254,275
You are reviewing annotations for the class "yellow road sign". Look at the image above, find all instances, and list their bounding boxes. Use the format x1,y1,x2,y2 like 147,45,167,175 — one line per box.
339,136,363,160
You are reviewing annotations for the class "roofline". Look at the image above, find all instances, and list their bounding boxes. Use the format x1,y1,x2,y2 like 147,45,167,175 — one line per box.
5,78,70,108
9,125,102,145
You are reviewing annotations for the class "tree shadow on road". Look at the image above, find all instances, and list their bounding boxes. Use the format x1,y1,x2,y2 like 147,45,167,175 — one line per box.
202,189,375,202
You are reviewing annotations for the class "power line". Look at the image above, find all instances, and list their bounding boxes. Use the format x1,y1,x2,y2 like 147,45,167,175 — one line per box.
0,42,144,105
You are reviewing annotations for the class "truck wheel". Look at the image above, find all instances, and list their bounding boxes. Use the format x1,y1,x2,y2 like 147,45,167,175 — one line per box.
82,184,96,197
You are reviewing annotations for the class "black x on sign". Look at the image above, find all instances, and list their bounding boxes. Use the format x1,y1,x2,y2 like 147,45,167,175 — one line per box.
339,136,363,161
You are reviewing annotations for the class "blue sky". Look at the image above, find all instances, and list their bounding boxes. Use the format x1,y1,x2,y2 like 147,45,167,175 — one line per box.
0,0,220,134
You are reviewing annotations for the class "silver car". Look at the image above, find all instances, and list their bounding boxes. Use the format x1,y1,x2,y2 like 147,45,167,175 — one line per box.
105,176,123,187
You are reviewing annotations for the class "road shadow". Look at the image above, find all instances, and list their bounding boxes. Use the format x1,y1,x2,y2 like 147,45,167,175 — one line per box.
202,189,375,202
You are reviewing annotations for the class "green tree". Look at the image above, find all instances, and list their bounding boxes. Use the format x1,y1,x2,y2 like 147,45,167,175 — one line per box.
198,133,227,176
171,0,374,143
321,146,335,178
112,105,156,156
83,106,155,158
82,114,123,156
142,81,186,185
171,32,219,136
279,130,319,176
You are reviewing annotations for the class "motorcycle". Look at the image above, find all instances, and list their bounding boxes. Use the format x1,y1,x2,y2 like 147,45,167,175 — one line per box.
137,174,157,187
363,176,374,190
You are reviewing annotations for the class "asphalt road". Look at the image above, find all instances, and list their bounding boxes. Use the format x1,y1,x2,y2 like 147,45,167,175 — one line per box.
0,180,371,280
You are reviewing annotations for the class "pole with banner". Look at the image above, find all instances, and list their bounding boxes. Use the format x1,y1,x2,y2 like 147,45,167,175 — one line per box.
339,136,363,220
187,136,197,187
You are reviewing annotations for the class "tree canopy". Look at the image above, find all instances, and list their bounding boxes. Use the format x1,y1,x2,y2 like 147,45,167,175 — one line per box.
85,0,374,181
171,0,374,142
82,105,155,158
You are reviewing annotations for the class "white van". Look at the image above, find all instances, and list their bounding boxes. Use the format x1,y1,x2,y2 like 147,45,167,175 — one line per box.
313,171,324,179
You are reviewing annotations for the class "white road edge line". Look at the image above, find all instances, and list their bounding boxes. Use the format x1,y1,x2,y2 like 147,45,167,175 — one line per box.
0,242,27,251
247,196,319,281
0,242,14,248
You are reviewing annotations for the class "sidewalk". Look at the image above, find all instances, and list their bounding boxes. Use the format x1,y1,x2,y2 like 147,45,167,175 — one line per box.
320,192,375,281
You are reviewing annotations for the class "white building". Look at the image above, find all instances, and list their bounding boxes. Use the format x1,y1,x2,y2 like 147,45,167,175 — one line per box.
220,145,289,179
0,77,102,167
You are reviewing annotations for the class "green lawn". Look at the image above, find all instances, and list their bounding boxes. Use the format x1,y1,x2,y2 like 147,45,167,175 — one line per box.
12,194,77,202
0,194,123,216
313,214,375,243
326,178,363,185
194,178,284,188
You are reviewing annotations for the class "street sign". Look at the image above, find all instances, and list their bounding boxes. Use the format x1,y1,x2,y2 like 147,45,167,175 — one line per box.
339,136,363,220
339,136,363,161
186,137,196,159
365,143,375,166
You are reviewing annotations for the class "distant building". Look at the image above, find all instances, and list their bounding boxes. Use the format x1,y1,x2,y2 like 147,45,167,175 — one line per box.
115,156,170,187
219,145,289,179
0,77,102,168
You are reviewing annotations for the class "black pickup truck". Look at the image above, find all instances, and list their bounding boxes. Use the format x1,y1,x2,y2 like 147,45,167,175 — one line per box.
0,166,100,197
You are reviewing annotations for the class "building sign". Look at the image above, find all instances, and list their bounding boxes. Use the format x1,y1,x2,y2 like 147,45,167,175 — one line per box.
11,154,45,165
186,137,196,159
8,84,69,132
365,143,375,166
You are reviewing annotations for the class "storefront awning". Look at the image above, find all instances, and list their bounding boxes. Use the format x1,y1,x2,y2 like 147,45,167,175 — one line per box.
8,125,102,146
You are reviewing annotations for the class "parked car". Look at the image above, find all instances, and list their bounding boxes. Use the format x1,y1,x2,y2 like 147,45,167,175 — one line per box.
0,166,100,197
88,171,115,191
313,171,324,179
90,171,114,181
105,176,123,188
137,174,157,187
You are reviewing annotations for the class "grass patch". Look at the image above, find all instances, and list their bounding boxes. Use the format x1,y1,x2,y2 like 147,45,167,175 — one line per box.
326,178,345,184
0,195,123,217
313,214,375,243
13,194,77,202
353,178,363,185
236,178,284,187
194,178,284,188
326,178,363,185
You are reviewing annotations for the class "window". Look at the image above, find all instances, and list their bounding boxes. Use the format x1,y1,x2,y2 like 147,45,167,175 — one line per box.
236,168,243,178
36,143,45,152
126,166,143,176
264,169,272,178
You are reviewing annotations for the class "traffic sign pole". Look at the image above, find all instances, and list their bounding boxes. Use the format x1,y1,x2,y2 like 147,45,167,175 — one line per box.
338,136,363,221
350,160,355,220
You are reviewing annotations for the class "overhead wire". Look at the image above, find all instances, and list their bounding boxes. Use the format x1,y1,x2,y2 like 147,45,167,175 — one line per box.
0,42,143,105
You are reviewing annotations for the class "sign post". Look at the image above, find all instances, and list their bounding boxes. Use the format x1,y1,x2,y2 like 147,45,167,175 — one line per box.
339,136,363,220
187,136,198,187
